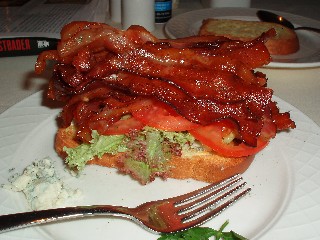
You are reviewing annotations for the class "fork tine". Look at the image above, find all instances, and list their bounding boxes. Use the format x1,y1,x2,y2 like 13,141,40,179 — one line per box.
175,176,244,212
180,182,250,222
181,187,251,227
174,174,241,206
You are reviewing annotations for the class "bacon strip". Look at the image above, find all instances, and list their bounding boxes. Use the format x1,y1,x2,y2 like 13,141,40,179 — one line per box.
36,21,295,147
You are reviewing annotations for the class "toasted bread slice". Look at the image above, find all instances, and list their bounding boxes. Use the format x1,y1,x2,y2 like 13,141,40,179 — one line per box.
199,19,299,55
55,126,254,184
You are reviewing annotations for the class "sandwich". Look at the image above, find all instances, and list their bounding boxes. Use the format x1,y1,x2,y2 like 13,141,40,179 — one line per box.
35,21,295,185
199,19,300,55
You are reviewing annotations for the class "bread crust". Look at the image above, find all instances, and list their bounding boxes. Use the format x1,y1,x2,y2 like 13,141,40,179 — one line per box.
199,19,299,55
55,126,254,183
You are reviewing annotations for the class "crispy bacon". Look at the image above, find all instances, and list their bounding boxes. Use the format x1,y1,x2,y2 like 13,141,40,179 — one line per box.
36,21,295,147
87,42,259,84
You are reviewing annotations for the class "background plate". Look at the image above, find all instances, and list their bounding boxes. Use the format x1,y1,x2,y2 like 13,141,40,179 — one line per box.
0,91,320,239
165,8,320,68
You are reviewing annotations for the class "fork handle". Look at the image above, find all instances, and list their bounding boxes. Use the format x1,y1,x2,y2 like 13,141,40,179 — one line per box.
0,205,131,233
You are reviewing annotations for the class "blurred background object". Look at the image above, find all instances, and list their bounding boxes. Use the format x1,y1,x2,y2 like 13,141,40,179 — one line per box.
201,0,251,8
122,0,155,31
110,0,121,22
155,0,172,23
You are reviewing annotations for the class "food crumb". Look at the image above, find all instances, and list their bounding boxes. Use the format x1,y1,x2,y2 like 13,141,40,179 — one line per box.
1,157,82,210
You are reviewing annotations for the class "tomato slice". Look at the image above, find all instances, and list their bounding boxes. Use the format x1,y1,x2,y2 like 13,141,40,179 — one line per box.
189,119,276,157
87,98,153,136
132,99,199,131
105,117,145,135
90,116,145,135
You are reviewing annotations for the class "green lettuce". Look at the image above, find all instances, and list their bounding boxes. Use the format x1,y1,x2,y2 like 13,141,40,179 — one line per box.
63,127,196,184
121,127,196,183
63,130,128,170
157,221,247,240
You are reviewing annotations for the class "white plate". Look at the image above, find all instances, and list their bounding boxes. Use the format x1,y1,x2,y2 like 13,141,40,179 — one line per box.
165,8,320,68
0,91,320,240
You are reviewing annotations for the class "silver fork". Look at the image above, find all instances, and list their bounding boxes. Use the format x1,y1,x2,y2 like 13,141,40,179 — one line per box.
0,174,250,233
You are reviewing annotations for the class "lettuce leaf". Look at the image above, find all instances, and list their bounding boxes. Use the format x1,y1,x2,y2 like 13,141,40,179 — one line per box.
63,127,196,184
118,128,171,184
157,221,248,240
63,130,127,170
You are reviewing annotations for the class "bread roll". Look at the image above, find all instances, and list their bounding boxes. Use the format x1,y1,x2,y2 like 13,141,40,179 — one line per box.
199,19,299,55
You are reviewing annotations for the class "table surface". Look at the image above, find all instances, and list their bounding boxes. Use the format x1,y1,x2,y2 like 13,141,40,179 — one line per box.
1,0,319,126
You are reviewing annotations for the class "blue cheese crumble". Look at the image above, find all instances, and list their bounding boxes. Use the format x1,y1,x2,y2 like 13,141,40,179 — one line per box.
2,157,81,210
